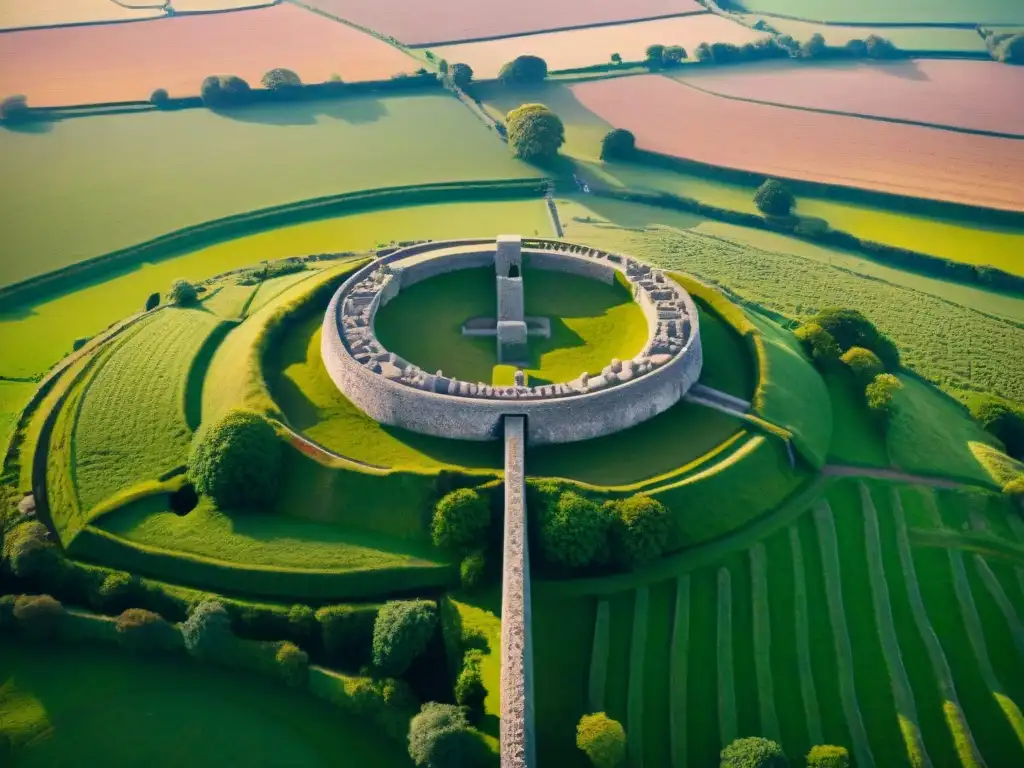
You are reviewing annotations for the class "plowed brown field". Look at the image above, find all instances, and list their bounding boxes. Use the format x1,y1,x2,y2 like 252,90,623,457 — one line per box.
571,75,1024,212
295,0,704,46
675,59,1024,137
0,4,415,107
432,14,765,78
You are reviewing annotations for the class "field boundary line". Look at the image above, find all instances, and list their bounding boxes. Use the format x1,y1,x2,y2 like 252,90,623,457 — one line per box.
1007,514,1024,544
788,525,824,745
822,465,986,490
670,77,1024,142
973,556,1024,664
950,551,1024,754
861,483,932,767
749,542,781,743
669,574,691,768
908,529,1024,565
628,586,650,768
717,567,738,747
589,600,612,712
894,488,987,768
813,500,875,768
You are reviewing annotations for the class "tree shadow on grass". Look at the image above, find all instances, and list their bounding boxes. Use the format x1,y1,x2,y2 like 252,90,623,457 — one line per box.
210,96,388,126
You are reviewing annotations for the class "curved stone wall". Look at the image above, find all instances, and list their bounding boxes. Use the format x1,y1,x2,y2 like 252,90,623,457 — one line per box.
321,239,703,445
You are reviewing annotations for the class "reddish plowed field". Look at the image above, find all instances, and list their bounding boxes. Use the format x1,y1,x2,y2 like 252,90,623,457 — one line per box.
0,4,415,107
676,59,1024,137
295,0,704,46
571,74,1024,212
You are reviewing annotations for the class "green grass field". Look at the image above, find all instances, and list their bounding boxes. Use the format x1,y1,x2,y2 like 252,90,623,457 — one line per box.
723,0,1024,24
761,18,992,52
821,368,889,467
376,266,648,385
0,639,411,768
0,94,541,288
72,308,227,512
0,379,35,455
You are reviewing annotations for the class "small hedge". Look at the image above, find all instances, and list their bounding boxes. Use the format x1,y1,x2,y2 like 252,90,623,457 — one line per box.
577,712,627,768
308,666,418,743
432,488,490,553
372,600,438,676
187,409,282,510
721,737,789,768
454,649,487,721
608,495,672,569
182,600,234,659
115,608,181,652
806,744,850,768
316,602,380,668
11,593,65,639
408,701,490,767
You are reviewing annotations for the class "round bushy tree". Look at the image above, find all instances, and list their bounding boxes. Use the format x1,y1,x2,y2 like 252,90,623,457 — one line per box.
845,38,868,57
806,744,850,768
116,608,180,652
506,103,565,164
149,88,169,107
497,55,548,84
182,600,233,658
721,737,789,768
262,68,302,91
840,346,884,385
432,488,490,552
372,599,438,676
187,410,282,510
145,291,160,311
794,322,841,366
644,44,666,67
460,550,486,589
454,649,486,720
275,641,309,687
540,491,611,570
576,712,627,768
664,45,687,65
0,95,30,123
408,702,482,768
800,33,828,58
600,129,636,161
168,278,198,305
865,373,903,423
449,63,473,89
809,308,900,369
200,75,251,107
753,179,796,216
864,34,900,58
610,495,671,569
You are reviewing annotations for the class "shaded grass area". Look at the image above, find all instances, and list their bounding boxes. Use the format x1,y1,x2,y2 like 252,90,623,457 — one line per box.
642,579,675,766
686,567,721,765
375,266,649,385
822,367,889,466
73,308,226,512
0,379,35,455
202,282,260,320
0,639,410,768
695,301,756,400
723,553,760,742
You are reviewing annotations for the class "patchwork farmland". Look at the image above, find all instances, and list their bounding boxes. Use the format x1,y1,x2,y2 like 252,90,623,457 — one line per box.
430,14,767,78
0,4,417,107
293,0,706,45
675,59,1024,137
2,0,1024,766
571,74,1024,211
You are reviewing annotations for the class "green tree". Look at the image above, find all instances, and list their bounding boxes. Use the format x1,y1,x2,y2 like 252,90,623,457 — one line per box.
498,55,548,84
864,35,900,58
449,63,473,89
275,641,309,687
753,179,796,216
149,88,169,107
866,373,903,423
2,521,59,578
644,44,666,67
540,491,611,570
168,278,198,305
13,594,65,640
200,75,251,107
610,53,622,65
454,649,487,720
845,39,868,57
694,42,713,62
998,33,1024,63
808,308,900,369
187,409,282,510
182,600,233,658
609,495,671,568
373,599,437,676
795,322,841,365
600,128,636,161
664,45,687,65
408,702,484,768
577,712,627,768
432,488,490,552
806,744,850,768
0,95,30,123
145,292,160,311
840,346,884,385
721,737,789,767
506,103,565,164
801,33,828,58
262,68,302,91
459,550,486,588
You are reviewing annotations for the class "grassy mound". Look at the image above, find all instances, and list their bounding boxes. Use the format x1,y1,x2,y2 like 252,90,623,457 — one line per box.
375,265,648,385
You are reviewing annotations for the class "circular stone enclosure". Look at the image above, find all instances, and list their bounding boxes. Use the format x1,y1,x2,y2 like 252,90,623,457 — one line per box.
322,238,703,445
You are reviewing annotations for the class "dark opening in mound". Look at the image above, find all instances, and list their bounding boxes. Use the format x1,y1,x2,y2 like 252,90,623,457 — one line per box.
170,483,199,516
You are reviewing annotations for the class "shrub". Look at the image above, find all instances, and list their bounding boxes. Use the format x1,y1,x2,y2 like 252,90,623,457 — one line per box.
808,308,900,368
577,712,627,768
72,337,90,351
373,599,438,676
540,491,611,570
262,68,302,91
506,103,565,164
96,571,142,613
454,649,487,720
710,42,743,63
644,44,666,68
866,373,903,424
795,323,841,365
845,39,868,58
664,45,687,65
864,35,900,59
449,63,473,89
695,42,713,62
806,744,850,768
316,603,379,667
432,488,490,552
800,33,828,59
600,128,636,161
498,55,548,84
149,88,169,107
609,495,671,569
0,94,30,123
840,346,884,385
460,551,486,589
13,594,64,639
611,53,622,64
286,603,316,642
116,608,180,652
408,702,484,768
968,395,1024,459
182,600,233,658
200,75,251,107
187,409,282,510
721,737,789,768
145,292,160,311
754,179,795,216
2,521,59,578
275,640,309,687
168,279,198,305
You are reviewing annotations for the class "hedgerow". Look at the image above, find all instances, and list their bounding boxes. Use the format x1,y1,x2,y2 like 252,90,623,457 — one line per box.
115,607,181,652
608,495,671,569
308,666,418,742
539,490,611,570
454,649,487,721
182,600,233,659
316,603,380,668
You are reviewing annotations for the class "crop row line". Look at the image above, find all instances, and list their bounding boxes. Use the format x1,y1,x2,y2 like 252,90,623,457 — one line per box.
972,556,1024,664
628,587,650,768
669,575,691,768
749,542,781,744
589,600,611,713
788,525,824,746
717,568,737,748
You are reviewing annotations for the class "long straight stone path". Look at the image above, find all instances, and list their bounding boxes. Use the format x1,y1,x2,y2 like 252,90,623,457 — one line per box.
501,415,535,767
